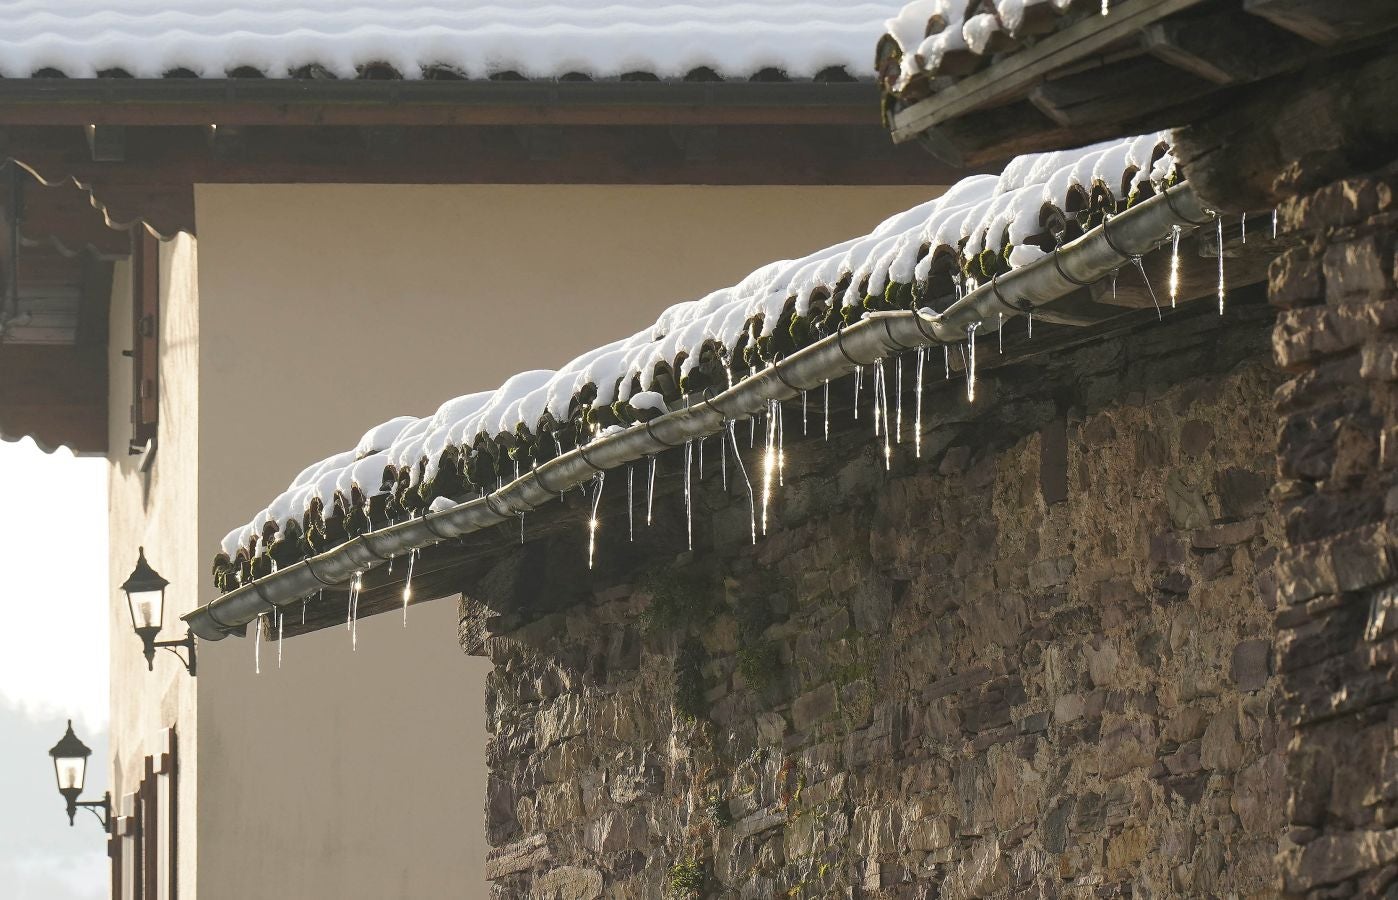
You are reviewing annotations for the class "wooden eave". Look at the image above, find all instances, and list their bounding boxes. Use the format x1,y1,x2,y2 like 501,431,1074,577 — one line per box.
884,0,1398,168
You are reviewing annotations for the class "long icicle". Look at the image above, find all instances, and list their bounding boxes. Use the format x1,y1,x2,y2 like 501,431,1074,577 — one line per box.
966,323,980,403
728,420,756,545
721,427,729,491
1132,256,1161,320
627,463,635,541
998,312,1004,354
945,345,951,379
647,456,657,525
350,570,363,651
871,361,881,438
588,471,605,569
1241,211,1247,243
401,547,417,626
823,379,830,441
853,365,862,421
802,389,808,436
915,346,926,459
895,356,904,444
1217,217,1226,314
254,613,263,675
698,436,704,481
878,358,891,470
761,400,776,535
684,439,694,550
1168,224,1181,307
277,610,284,669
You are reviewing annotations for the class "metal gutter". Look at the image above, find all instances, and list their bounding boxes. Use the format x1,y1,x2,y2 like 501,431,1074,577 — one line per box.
184,181,1213,641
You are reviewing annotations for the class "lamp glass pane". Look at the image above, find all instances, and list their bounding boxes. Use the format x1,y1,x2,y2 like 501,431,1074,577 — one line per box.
129,589,163,630
55,756,85,792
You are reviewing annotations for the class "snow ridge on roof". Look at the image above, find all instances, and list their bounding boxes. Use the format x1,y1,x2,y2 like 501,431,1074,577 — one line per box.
0,1,894,80
216,131,1175,563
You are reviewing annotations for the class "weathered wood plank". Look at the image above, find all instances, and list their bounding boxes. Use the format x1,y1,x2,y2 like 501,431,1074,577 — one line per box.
1142,9,1317,85
1244,0,1398,46
889,0,1211,142
1028,57,1215,128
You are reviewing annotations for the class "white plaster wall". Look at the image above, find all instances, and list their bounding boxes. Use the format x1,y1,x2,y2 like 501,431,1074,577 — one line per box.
108,233,200,897
190,183,931,899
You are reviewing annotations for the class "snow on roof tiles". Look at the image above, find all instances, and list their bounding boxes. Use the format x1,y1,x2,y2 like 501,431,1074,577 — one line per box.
0,1,895,80
215,131,1176,566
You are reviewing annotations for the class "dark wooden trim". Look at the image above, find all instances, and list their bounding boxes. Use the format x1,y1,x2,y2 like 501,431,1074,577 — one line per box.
0,79,882,127
130,228,158,449
141,756,158,900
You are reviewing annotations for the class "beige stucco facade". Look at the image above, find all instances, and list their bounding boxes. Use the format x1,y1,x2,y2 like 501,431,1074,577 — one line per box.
109,183,930,898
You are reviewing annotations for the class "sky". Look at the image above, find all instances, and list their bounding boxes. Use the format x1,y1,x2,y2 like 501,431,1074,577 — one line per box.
0,436,109,899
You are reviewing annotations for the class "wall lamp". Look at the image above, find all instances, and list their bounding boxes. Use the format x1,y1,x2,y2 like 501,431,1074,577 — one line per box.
49,720,111,831
123,547,196,676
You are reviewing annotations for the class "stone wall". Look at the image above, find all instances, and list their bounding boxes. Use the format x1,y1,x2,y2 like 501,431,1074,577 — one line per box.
465,295,1285,898
1268,170,1398,896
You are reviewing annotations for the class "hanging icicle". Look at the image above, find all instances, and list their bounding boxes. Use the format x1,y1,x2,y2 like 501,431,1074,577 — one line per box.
966,323,980,403
1101,0,1109,14
254,613,263,675
853,365,862,421
871,361,882,438
998,312,1004,354
588,471,605,569
721,425,729,491
277,610,284,669
945,345,952,379
1132,256,1161,321
684,440,694,550
1168,224,1181,308
727,420,756,544
915,346,926,460
698,436,705,481
1217,217,1226,314
761,401,777,535
1272,208,1278,238
1240,211,1247,244
802,389,808,437
823,379,830,441
302,596,309,626
628,464,635,542
1028,312,1033,339
895,356,904,444
647,456,657,525
349,570,363,651
401,547,418,626
877,359,892,470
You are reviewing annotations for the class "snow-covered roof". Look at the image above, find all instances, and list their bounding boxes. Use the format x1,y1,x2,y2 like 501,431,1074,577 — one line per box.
0,1,894,81
215,130,1177,570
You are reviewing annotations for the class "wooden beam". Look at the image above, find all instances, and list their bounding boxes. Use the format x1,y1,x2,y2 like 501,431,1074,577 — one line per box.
1244,0,1398,46
1142,8,1318,85
1173,47,1398,211
1028,57,1216,128
0,79,884,128
889,0,1211,142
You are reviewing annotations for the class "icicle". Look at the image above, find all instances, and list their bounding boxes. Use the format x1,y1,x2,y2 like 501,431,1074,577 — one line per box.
944,345,951,379
628,464,635,542
915,346,926,460
277,610,284,669
1217,217,1226,314
349,570,363,651
1132,256,1162,320
966,323,980,403
823,380,830,441
749,415,756,448
802,389,808,436
647,456,657,525
698,436,705,481
1241,211,1247,243
302,596,309,626
588,471,605,569
1110,268,1118,301
1168,225,1181,308
254,613,263,675
895,356,904,444
871,361,882,438
777,399,785,488
998,312,1004,354
1272,208,1278,238
519,512,525,545
401,547,418,626
853,365,862,421
761,401,776,535
1101,0,1108,14
721,427,729,490
878,359,892,470
684,440,694,550
727,420,756,544
1028,313,1033,339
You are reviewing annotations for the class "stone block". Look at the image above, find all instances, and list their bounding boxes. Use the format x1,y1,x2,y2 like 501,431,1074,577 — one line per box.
1273,299,1398,370
1361,334,1398,381
1282,177,1394,233
1324,236,1391,302
1269,245,1323,308
1192,519,1259,549
1229,639,1271,692
532,866,604,900
1166,471,1210,530
792,682,837,731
